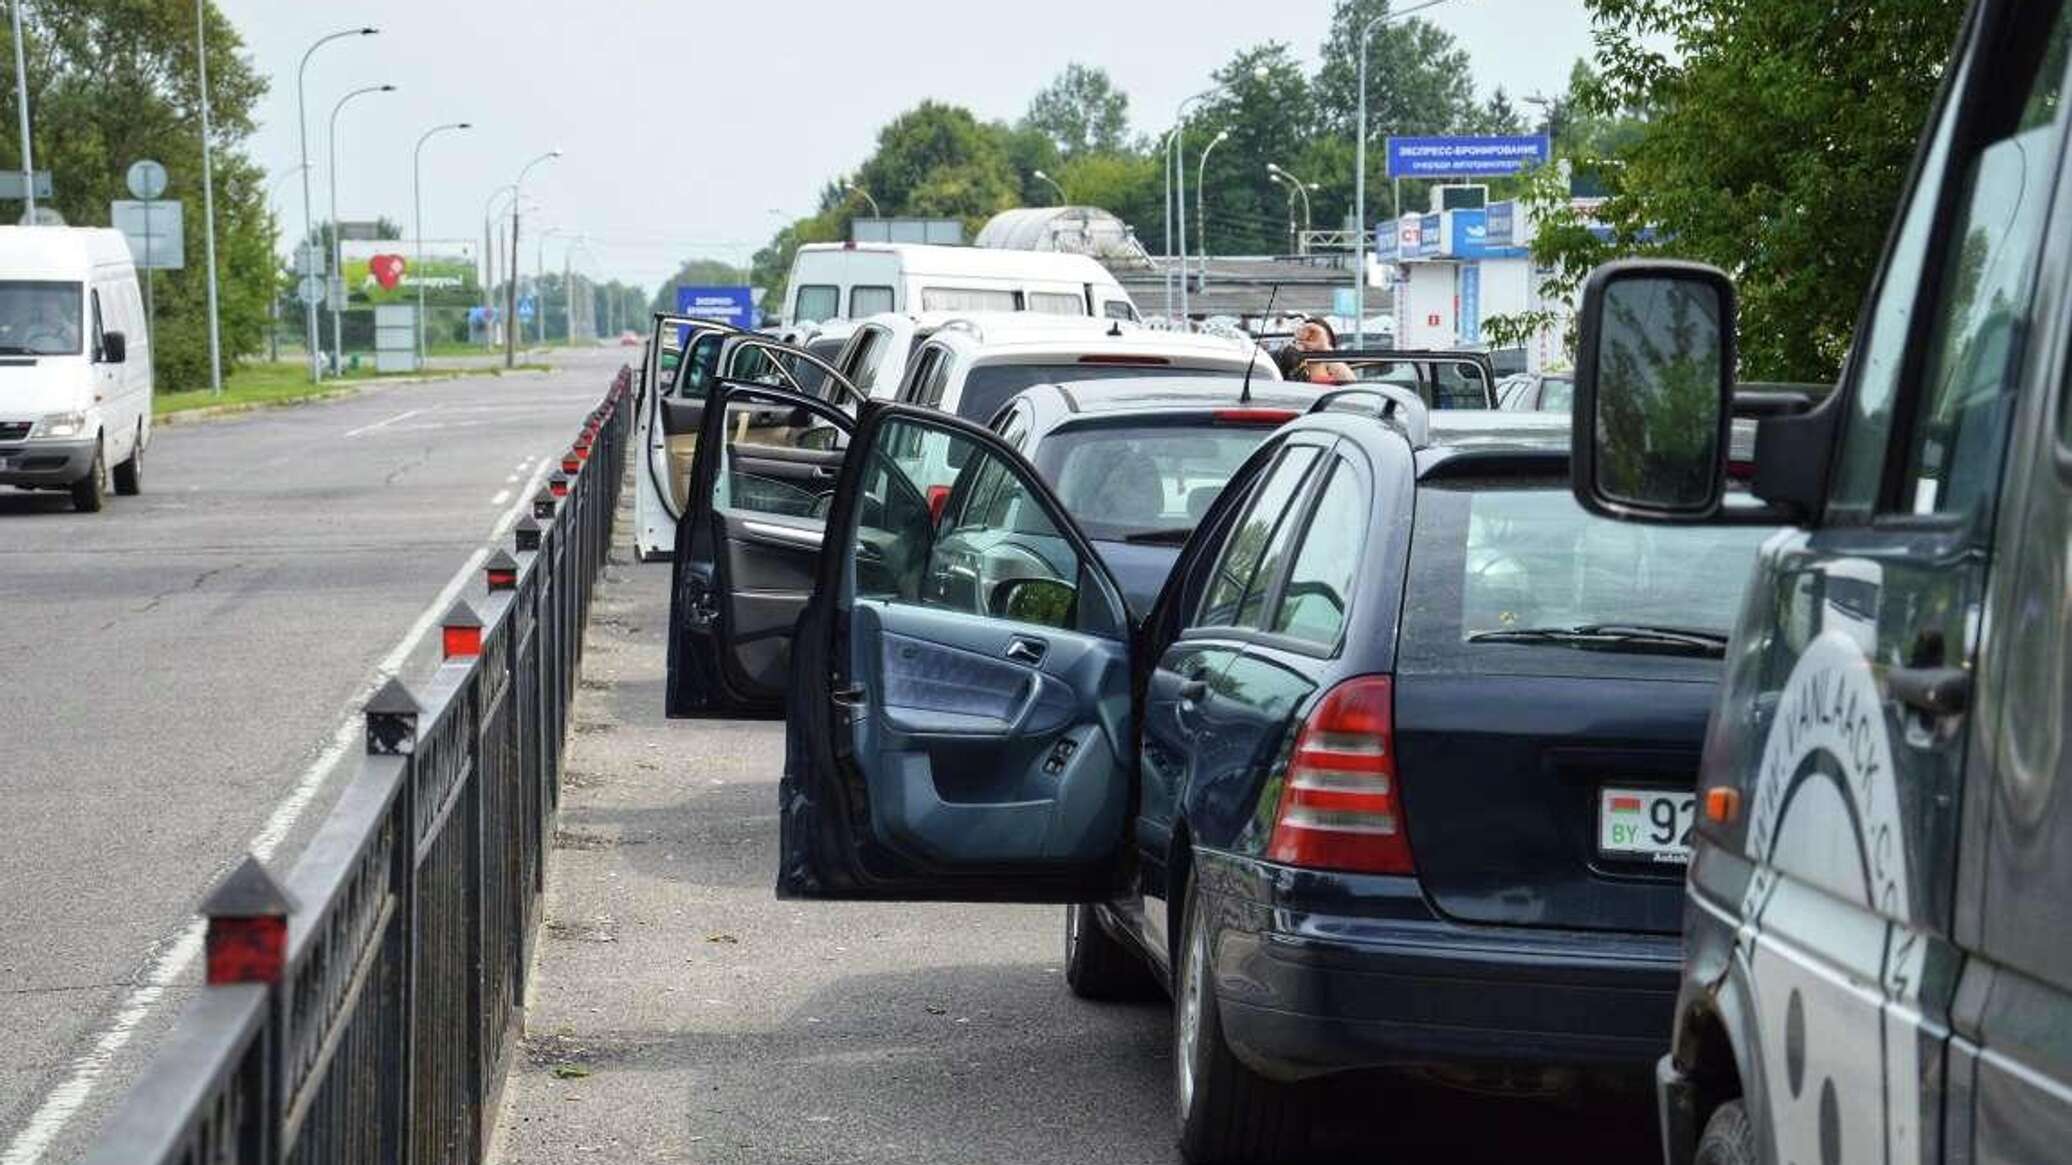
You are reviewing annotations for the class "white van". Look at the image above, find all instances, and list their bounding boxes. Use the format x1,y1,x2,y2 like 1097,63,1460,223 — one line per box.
0,227,152,512
782,243,1137,326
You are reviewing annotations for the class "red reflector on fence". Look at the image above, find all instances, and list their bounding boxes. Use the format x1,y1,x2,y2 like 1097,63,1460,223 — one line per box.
443,624,482,658
561,454,580,474
206,916,287,985
549,473,570,498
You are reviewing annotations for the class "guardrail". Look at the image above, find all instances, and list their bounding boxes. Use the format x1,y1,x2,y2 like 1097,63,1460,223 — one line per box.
81,367,635,1165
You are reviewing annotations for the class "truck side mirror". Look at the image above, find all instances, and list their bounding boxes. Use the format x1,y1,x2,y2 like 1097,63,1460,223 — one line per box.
99,331,127,365
1571,260,1735,523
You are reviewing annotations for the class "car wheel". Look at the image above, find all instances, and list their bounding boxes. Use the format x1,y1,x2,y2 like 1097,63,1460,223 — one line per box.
1174,869,1310,1165
113,425,143,495
1063,903,1155,1001
70,439,107,513
1694,1100,1758,1165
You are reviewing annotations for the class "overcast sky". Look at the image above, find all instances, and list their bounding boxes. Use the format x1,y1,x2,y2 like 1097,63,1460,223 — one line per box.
216,0,1597,293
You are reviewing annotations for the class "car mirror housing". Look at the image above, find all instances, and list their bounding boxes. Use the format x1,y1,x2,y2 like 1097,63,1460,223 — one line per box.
1571,260,1736,524
100,330,127,365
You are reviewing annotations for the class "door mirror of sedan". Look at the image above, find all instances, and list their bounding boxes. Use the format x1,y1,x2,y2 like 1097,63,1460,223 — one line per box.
99,330,127,365
1571,260,1735,523
991,576,1076,629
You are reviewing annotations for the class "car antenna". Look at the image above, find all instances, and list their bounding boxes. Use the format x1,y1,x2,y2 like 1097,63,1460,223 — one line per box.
1239,282,1282,405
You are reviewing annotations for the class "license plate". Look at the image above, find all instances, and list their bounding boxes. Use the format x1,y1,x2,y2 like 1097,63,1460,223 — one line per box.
1597,787,1695,865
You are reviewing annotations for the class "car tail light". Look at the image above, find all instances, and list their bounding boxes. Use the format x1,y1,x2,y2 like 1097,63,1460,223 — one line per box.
1212,408,1299,425
926,484,951,525
1265,675,1413,875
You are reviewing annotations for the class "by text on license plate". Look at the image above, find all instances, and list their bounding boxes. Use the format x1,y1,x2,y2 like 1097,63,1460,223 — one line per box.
1597,787,1694,865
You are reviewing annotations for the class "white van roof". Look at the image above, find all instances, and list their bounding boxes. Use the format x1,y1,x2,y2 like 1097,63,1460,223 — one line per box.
0,226,136,280
792,242,1117,284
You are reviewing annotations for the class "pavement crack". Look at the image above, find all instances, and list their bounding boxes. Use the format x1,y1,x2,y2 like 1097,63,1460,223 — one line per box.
102,562,240,630
383,445,434,486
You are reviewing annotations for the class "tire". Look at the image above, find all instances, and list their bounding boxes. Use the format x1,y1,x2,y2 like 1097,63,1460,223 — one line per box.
70,440,107,513
1174,870,1311,1165
1064,903,1156,1001
112,426,143,496
1694,1100,1759,1165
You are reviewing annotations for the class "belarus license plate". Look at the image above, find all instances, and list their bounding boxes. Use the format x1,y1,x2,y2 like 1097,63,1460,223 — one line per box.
1597,787,1695,865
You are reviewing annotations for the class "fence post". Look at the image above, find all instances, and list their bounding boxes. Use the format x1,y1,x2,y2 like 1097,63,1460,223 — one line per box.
366,676,419,1162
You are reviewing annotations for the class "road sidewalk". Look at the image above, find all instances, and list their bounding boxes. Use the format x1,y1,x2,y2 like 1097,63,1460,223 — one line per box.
484,502,1173,1163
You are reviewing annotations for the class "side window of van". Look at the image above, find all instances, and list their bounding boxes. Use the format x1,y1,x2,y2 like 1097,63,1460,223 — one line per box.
850,286,894,316
1103,301,1137,322
1027,292,1085,316
794,285,838,324
919,287,1018,312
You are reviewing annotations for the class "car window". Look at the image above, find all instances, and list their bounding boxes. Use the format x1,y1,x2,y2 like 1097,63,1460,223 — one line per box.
845,329,883,393
794,285,838,324
994,405,1030,451
1103,300,1137,322
675,331,725,398
713,392,848,521
1540,376,1573,410
1898,3,2070,518
1034,422,1277,542
953,363,1222,426
850,417,1090,632
850,286,894,316
1027,291,1085,316
1270,459,1364,647
89,290,104,357
1195,445,1322,629
920,287,1019,312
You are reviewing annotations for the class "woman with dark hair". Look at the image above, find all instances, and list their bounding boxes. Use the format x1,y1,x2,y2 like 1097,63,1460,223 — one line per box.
1286,317,1355,384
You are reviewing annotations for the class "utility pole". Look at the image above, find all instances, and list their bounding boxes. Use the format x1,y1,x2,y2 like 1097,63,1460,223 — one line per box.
10,0,32,223
505,149,560,369
195,0,223,392
297,27,379,383
327,83,394,374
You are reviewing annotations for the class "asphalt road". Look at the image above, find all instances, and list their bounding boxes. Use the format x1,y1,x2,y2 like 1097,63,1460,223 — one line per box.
0,348,623,1162
491,544,1661,1164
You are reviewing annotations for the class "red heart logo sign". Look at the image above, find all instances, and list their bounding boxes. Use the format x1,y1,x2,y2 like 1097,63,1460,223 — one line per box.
369,253,406,291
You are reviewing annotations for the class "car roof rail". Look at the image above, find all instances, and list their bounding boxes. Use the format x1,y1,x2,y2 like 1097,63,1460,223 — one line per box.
1307,385,1430,446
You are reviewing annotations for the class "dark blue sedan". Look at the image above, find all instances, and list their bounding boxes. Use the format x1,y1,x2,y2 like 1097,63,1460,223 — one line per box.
665,374,1774,1163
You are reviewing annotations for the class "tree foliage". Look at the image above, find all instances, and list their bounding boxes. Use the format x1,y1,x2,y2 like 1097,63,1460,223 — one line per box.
1022,64,1131,158
0,1,271,392
1510,0,1966,380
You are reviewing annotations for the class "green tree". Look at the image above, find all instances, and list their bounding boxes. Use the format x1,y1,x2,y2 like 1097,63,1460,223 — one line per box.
854,101,1020,229
0,0,271,392
1517,0,1965,380
1313,1,1479,138
1195,43,1316,255
1021,63,1131,158
1052,150,1162,240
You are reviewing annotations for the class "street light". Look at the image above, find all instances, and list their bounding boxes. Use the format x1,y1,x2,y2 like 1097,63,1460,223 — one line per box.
1031,169,1067,206
10,0,32,223
506,148,563,369
536,226,566,347
266,163,310,364
1267,162,1317,249
1196,129,1230,291
194,0,224,392
413,121,470,367
1356,0,1455,347
296,26,378,382
327,82,395,374
1168,64,1267,325
846,183,881,218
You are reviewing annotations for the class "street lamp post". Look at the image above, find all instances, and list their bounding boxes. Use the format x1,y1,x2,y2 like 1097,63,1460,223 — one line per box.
1031,169,1067,206
1267,163,1316,252
266,164,310,364
327,82,395,374
1169,66,1266,327
296,27,378,383
506,149,562,369
1196,129,1229,292
413,121,470,368
10,0,32,223
482,183,515,349
195,0,223,392
846,184,881,218
1356,0,1452,347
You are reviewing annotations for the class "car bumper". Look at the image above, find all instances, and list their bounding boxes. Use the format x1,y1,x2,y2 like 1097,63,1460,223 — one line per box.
1197,849,1681,1082
0,439,96,485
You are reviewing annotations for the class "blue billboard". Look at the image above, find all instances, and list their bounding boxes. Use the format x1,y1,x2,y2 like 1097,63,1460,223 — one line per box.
1386,135,1551,179
674,285,757,328
1458,263,1481,344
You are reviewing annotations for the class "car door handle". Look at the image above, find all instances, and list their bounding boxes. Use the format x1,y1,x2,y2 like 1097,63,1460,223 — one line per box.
1005,638,1047,666
830,683,868,709
1888,665,1970,718
812,464,838,479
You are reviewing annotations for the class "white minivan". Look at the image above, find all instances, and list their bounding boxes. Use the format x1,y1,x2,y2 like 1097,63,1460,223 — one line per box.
782,243,1137,326
0,227,152,512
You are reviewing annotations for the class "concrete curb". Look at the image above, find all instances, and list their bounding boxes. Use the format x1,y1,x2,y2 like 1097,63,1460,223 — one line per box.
156,365,558,427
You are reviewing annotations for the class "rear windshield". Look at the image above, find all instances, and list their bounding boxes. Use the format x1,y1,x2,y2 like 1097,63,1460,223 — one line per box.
1400,480,1775,676
1032,421,1275,542
957,363,1234,426
0,280,82,356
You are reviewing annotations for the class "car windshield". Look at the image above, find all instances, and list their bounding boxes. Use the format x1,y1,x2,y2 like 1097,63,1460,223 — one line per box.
1407,480,1774,663
0,281,83,356
1540,376,1573,409
958,362,1238,425
1032,420,1274,541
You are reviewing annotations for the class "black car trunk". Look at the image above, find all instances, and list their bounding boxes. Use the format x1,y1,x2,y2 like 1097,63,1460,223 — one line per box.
1391,670,1714,935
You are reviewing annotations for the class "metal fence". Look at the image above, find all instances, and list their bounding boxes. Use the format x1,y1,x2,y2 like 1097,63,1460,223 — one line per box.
81,366,635,1165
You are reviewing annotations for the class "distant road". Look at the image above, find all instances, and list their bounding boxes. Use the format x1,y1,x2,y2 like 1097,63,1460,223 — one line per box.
0,348,622,1163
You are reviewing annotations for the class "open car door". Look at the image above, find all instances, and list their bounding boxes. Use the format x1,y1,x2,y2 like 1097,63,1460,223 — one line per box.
635,314,742,560
1294,347,1497,408
776,403,1135,902
665,368,867,719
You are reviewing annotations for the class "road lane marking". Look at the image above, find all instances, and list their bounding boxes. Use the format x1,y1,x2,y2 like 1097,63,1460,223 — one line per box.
0,452,559,1165
490,488,512,507
342,407,429,439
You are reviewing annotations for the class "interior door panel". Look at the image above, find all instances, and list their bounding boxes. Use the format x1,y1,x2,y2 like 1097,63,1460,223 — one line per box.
716,511,824,696
847,600,1130,867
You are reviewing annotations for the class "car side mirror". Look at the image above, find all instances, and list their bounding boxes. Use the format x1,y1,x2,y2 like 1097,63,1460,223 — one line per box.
991,576,1077,628
100,330,127,365
1571,260,1735,523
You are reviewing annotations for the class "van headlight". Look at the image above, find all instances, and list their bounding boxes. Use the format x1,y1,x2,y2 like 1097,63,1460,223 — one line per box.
29,411,88,439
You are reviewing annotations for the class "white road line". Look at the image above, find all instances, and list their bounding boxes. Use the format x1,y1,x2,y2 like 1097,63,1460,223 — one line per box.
342,407,429,439
0,455,558,1165
490,488,512,507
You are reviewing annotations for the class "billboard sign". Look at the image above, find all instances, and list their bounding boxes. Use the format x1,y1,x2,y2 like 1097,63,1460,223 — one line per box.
1458,262,1481,344
340,240,478,306
1485,200,1517,246
1386,135,1551,179
110,200,184,269
675,285,757,328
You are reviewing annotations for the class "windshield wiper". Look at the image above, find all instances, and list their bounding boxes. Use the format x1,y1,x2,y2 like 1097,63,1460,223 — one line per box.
0,345,40,356
1118,528,1194,545
1465,623,1727,658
